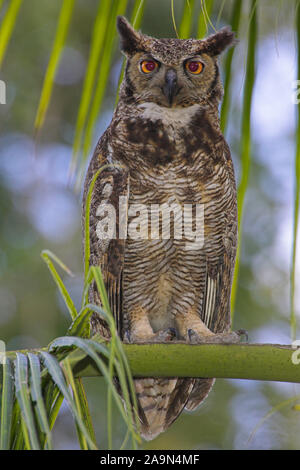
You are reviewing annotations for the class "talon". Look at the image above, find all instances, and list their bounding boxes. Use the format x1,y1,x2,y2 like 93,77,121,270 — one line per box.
188,329,195,342
187,329,203,344
208,330,245,344
236,329,248,342
187,329,244,345
124,327,178,344
155,327,177,342
123,330,131,344
168,327,177,339
146,327,178,343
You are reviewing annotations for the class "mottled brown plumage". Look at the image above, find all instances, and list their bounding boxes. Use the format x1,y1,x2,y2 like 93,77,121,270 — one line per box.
82,17,240,440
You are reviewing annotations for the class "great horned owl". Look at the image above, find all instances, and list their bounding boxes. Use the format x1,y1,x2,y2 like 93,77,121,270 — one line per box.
83,16,241,441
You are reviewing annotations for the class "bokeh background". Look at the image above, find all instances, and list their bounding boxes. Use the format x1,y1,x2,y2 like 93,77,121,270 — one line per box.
1,0,300,449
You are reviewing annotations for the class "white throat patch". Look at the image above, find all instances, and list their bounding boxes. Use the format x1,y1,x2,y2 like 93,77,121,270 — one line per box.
138,102,201,127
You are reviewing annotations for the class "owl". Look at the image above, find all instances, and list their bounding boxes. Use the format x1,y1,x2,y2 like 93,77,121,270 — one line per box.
82,16,242,441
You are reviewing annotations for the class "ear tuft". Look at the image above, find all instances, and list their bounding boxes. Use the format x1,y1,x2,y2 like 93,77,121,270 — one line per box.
117,16,142,56
201,27,237,56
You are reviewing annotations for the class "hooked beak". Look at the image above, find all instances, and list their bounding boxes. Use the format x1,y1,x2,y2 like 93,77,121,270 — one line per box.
163,69,179,106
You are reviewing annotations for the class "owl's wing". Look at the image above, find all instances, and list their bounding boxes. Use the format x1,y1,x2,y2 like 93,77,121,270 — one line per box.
185,142,237,412
185,250,235,413
82,145,129,339
202,250,235,334
203,141,237,334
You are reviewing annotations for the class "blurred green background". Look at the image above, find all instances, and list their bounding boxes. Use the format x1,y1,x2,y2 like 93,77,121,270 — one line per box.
1,0,300,449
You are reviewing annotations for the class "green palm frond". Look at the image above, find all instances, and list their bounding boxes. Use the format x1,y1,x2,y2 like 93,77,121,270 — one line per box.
231,0,257,319
41,350,97,450
27,353,52,449
0,358,14,450
78,0,129,184
290,0,300,341
220,0,242,134
15,353,40,450
179,0,196,39
69,0,112,179
34,0,75,131
41,250,77,321
215,0,226,27
0,0,23,68
171,0,180,38
198,0,214,38
248,393,300,446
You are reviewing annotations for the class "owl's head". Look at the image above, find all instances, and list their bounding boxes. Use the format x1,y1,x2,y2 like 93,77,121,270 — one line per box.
117,16,236,109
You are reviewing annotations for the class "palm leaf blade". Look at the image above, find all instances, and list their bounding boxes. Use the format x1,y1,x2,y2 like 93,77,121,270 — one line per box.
15,353,40,450
179,0,196,39
0,358,14,450
34,0,75,130
70,0,113,177
220,0,242,133
0,0,23,68
290,1,300,341
231,0,257,318
28,353,52,449
40,351,97,450
197,0,214,38
41,250,77,321
79,0,129,181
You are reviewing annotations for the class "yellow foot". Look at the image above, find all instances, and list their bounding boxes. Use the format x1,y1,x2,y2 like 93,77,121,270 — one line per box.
124,327,177,344
187,329,248,344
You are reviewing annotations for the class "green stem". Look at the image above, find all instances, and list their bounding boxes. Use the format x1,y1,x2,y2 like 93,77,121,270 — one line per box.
5,341,300,384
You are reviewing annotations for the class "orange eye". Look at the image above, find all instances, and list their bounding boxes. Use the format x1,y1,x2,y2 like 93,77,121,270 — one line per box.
185,60,204,74
140,60,158,74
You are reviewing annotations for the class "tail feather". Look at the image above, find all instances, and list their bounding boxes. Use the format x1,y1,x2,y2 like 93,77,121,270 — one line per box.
135,377,195,441
184,378,215,412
